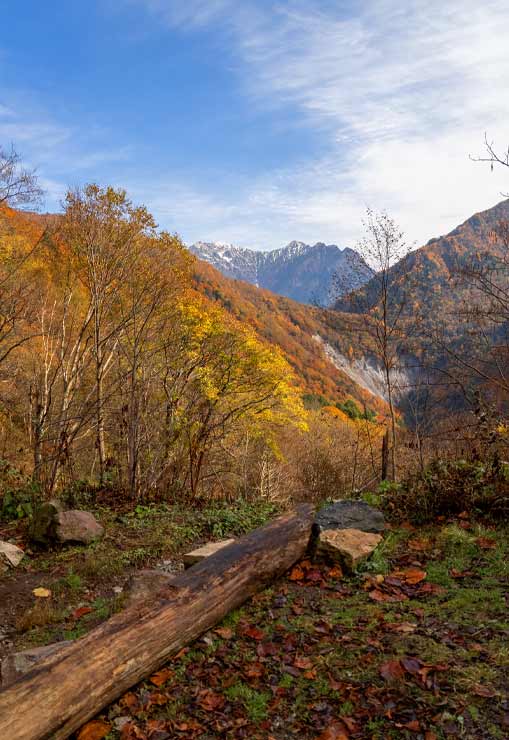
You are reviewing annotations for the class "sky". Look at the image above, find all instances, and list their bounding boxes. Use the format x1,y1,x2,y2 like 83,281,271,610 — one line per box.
1,0,509,250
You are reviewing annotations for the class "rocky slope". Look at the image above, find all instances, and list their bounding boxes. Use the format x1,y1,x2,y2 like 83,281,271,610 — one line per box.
190,240,371,306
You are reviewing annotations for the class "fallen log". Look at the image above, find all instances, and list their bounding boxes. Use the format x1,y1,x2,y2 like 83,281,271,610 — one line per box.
0,504,314,740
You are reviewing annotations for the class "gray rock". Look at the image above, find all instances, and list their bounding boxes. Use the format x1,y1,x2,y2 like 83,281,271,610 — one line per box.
1,641,71,687
314,500,385,536
30,503,104,547
0,541,25,568
55,510,104,544
29,500,64,546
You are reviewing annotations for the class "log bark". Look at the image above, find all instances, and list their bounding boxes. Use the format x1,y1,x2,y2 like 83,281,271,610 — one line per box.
0,504,314,740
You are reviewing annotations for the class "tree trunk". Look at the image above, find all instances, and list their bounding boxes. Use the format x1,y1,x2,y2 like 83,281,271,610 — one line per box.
381,429,389,481
0,505,314,740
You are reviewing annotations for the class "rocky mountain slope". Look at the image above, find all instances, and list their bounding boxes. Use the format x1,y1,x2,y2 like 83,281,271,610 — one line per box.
190,240,371,306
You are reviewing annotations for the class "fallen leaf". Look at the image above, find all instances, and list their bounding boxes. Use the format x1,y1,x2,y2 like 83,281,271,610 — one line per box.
379,659,405,682
289,565,305,581
327,565,343,579
119,692,140,711
241,625,265,641
401,656,422,675
214,627,233,639
149,667,174,687
77,720,111,740
303,668,317,680
145,691,168,709
385,621,416,634
197,690,225,712
476,537,497,550
72,606,94,620
120,724,147,740
472,683,496,697
315,720,349,739
245,662,264,678
393,567,427,585
33,587,51,598
294,656,314,670
408,538,430,551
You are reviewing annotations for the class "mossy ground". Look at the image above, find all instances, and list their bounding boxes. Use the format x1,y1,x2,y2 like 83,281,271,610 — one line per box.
84,519,509,740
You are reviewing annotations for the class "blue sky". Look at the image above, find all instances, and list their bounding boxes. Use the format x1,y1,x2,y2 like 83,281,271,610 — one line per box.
2,0,509,249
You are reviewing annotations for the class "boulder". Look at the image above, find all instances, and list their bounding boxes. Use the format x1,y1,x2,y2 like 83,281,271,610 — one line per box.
55,510,104,545
1,641,71,687
29,500,64,546
30,503,103,547
316,528,383,571
183,538,235,568
0,541,25,570
314,500,385,536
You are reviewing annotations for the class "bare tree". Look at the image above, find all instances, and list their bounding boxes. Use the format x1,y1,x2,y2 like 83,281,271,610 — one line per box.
0,144,43,208
337,209,413,480
0,146,45,385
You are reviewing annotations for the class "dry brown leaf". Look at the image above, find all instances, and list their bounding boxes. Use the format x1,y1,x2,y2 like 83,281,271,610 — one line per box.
77,720,111,740
214,626,233,639
379,659,405,682
294,656,314,670
315,720,350,739
476,537,497,550
393,567,427,585
149,667,174,687
289,565,305,581
197,689,225,712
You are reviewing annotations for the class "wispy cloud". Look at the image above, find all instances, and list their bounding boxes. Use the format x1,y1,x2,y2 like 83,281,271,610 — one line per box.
129,0,509,249
0,97,133,207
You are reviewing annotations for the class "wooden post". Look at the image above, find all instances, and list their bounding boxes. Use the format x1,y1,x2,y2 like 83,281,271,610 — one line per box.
0,505,314,740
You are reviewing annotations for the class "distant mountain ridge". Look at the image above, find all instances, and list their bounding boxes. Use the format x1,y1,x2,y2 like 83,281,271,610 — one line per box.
189,239,371,306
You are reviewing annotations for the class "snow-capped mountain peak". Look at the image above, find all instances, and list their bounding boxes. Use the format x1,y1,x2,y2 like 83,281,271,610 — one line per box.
189,239,371,306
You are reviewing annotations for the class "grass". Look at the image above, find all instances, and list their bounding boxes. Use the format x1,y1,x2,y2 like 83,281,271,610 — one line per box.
2,498,278,656
224,682,270,722
82,518,509,739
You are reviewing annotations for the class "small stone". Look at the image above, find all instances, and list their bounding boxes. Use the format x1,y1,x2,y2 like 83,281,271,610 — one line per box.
0,541,25,568
314,500,385,535
113,586,123,595
316,528,383,571
1,642,72,687
183,539,235,568
55,510,104,545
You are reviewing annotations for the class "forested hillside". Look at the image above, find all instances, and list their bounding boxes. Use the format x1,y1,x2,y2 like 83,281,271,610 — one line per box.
0,192,387,511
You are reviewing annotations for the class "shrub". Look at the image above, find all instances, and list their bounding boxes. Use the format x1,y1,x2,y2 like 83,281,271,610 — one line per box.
378,458,509,523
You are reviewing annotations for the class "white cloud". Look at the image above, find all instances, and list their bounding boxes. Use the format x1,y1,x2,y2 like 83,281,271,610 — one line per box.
129,0,509,249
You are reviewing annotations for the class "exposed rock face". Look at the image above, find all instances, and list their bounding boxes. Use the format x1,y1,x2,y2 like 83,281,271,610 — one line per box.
190,241,371,306
314,500,385,536
1,642,72,687
0,541,25,571
317,528,383,571
30,503,103,547
183,539,236,568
